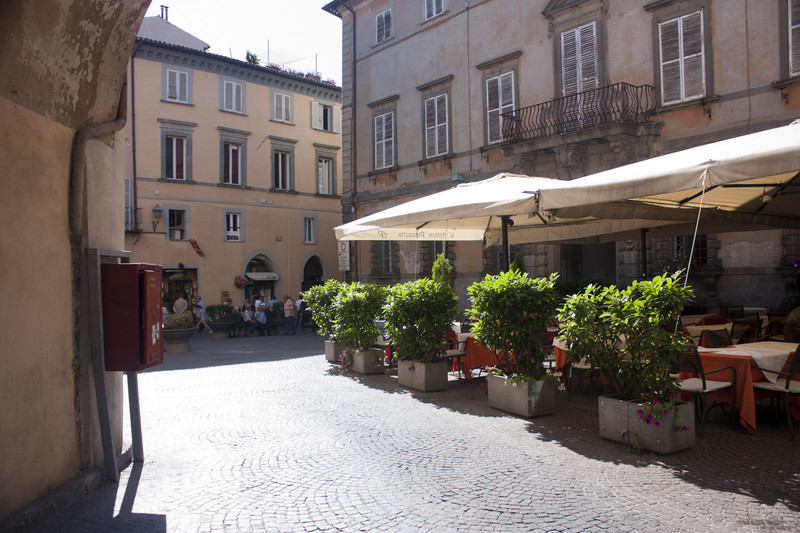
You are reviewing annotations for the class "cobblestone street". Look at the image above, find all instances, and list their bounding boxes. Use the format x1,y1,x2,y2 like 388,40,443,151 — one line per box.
18,331,800,532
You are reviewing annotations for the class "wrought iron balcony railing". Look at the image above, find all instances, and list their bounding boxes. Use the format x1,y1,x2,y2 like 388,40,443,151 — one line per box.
501,82,657,144
125,207,142,232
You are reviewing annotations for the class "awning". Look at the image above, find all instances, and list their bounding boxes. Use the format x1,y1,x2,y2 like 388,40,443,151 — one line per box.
246,272,279,281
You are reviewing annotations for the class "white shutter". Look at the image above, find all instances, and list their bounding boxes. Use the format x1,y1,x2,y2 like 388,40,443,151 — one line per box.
486,77,500,143
377,10,391,43
436,94,448,156
333,107,342,133
167,70,178,100
425,97,437,158
792,0,800,76
660,11,704,105
224,81,233,111
659,19,682,104
425,0,434,19
579,23,598,89
375,115,385,169
178,71,188,102
384,10,392,40
311,101,320,130
234,82,243,113
561,29,578,96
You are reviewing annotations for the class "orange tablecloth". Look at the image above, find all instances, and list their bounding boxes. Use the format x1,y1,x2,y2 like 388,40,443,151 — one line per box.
693,347,799,433
464,337,499,378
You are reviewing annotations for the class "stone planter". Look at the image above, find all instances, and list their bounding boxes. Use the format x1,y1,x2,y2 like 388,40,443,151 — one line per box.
208,322,234,340
162,327,196,354
324,340,347,363
350,348,385,375
397,360,448,392
598,395,695,454
487,374,556,417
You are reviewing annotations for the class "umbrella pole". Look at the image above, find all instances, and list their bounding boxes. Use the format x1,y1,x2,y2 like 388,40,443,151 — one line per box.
501,215,510,271
640,228,649,280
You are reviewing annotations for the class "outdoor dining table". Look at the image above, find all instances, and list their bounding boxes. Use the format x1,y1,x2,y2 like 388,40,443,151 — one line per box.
683,322,732,344
461,334,499,378
695,341,799,433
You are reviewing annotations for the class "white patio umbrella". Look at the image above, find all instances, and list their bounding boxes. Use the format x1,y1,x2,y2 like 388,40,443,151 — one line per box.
335,122,800,248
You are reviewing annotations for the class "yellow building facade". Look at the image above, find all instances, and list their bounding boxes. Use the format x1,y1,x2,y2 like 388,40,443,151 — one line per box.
125,32,343,310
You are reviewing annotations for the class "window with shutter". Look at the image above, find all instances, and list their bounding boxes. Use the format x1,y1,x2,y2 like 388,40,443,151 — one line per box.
225,212,240,241
166,69,189,103
274,151,291,190
317,157,333,195
274,93,291,122
223,81,243,113
561,22,597,96
790,0,800,76
377,10,392,43
485,71,514,144
424,94,448,158
166,136,186,180
223,142,241,185
425,0,444,21
659,10,705,105
374,112,394,169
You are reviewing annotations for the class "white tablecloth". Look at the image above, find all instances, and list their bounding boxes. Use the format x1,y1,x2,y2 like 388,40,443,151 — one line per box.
698,341,799,382
684,322,731,341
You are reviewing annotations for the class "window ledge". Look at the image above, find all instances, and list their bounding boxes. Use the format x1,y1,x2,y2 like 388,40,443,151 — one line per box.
161,99,195,107
217,183,250,189
269,188,298,194
219,109,248,117
658,95,719,114
373,35,395,49
158,178,196,184
270,119,295,126
368,166,399,177
314,193,340,199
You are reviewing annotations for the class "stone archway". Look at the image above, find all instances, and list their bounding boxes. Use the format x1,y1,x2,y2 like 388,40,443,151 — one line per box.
244,254,279,304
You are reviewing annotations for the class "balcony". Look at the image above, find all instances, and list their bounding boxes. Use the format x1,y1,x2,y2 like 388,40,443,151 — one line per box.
501,83,657,144
125,207,142,232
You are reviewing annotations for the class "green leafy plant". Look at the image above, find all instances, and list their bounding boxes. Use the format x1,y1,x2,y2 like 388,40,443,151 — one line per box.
165,311,195,329
431,252,453,285
557,270,694,430
333,282,387,352
466,271,559,380
303,279,343,340
206,304,233,323
508,253,525,273
383,276,458,363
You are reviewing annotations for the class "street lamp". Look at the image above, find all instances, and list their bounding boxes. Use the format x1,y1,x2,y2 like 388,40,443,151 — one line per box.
152,204,163,231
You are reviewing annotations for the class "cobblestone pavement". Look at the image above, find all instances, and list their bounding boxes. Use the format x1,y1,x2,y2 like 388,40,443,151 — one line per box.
19,330,800,532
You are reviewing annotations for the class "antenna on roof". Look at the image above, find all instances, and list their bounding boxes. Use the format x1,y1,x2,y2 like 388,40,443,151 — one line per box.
160,5,168,21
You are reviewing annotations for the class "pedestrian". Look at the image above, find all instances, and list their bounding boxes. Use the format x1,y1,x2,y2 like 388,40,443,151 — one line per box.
255,303,271,336
230,306,243,338
295,294,303,327
283,295,296,335
195,296,210,333
242,302,256,337
173,292,188,314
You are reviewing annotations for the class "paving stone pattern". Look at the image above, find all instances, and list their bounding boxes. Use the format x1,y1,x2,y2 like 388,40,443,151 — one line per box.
26,332,800,532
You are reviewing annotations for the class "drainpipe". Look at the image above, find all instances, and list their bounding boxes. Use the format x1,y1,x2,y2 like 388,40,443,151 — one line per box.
69,77,128,471
130,41,142,225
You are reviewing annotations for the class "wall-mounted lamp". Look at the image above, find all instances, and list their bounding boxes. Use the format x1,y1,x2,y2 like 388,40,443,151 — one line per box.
152,204,163,231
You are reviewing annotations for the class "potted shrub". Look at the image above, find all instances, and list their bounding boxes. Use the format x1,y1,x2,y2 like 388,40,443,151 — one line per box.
466,271,561,417
303,279,345,363
557,270,695,454
334,282,387,374
206,304,234,340
384,255,458,391
163,311,196,353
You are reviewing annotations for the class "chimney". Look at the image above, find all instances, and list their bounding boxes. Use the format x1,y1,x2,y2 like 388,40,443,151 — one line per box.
160,5,169,21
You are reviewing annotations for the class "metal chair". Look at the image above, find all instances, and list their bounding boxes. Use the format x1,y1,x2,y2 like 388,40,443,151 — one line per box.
752,345,800,440
731,317,762,344
699,328,733,348
674,345,737,436
441,335,467,378
784,321,800,343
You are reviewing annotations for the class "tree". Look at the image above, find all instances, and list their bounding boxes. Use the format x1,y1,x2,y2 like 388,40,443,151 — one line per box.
245,50,260,65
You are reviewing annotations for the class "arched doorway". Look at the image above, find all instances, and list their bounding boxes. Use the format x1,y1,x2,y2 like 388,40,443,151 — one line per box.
245,254,279,304
302,255,324,291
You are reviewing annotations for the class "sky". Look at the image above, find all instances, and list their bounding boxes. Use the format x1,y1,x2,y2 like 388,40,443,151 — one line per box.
144,0,343,85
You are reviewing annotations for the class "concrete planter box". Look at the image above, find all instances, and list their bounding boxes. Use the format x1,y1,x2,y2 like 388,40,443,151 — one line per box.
598,395,695,454
397,360,448,392
163,327,195,354
350,348,385,375
487,374,556,417
208,322,234,340
324,340,347,363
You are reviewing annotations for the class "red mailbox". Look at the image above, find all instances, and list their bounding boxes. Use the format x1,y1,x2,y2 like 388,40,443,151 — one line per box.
101,263,164,371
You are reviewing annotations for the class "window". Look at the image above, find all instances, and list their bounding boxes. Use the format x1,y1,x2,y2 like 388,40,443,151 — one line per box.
425,0,444,21
273,92,291,123
561,22,597,97
317,157,334,195
167,209,187,241
222,79,244,113
381,241,396,274
676,235,708,267
274,150,291,190
791,0,800,77
377,9,392,43
223,142,241,185
486,71,514,144
166,69,189,103
302,216,317,244
312,102,341,132
424,93,448,158
374,112,395,169
225,212,241,241
165,135,186,180
159,119,195,180
659,10,705,105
